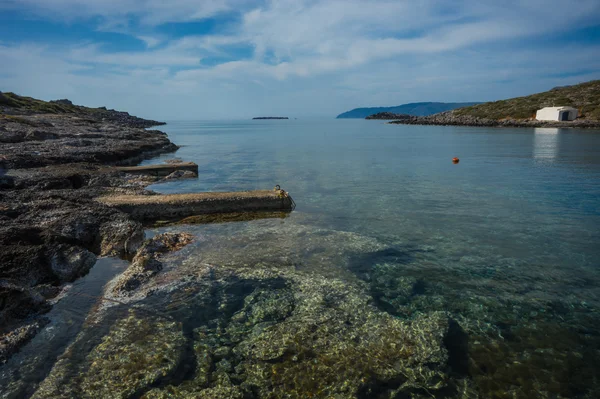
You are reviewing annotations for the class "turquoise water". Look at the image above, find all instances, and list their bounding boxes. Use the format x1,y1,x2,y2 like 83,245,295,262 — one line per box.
3,120,600,398
142,120,600,397
145,120,600,265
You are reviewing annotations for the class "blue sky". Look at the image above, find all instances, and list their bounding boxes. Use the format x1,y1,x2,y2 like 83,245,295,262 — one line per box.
1,0,600,119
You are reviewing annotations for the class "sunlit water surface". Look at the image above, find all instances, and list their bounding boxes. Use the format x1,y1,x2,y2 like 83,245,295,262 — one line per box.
2,120,600,398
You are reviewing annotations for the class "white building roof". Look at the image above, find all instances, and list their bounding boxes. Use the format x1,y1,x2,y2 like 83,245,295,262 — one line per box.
537,106,577,111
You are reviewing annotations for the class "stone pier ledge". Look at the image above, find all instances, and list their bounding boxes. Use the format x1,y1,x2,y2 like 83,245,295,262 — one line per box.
97,190,294,222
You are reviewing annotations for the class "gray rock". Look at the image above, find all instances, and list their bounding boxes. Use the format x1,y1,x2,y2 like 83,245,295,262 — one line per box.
49,245,97,283
164,170,197,180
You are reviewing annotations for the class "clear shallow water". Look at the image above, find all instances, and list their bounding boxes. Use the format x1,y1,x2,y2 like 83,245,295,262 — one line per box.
3,120,600,398
141,120,600,396
145,120,600,266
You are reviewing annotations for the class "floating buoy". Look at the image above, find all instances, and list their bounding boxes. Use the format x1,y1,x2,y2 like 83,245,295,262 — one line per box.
452,157,460,164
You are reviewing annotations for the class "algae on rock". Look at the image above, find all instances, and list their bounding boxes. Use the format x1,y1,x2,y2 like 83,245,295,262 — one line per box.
32,310,185,399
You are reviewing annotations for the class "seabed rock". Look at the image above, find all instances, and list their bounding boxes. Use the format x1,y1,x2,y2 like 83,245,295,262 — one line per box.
110,232,194,294
164,170,197,180
32,310,185,399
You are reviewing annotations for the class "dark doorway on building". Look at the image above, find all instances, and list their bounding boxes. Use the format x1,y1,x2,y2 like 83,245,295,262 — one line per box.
561,111,570,121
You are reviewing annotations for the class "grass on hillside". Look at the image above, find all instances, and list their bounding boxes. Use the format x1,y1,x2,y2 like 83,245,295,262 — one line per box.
0,92,82,114
0,92,113,117
454,80,600,120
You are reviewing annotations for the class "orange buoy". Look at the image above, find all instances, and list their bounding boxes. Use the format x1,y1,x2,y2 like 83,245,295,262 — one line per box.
452,157,460,164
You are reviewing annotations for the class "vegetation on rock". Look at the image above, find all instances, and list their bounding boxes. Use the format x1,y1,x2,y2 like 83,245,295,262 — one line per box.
454,80,600,120
0,91,165,127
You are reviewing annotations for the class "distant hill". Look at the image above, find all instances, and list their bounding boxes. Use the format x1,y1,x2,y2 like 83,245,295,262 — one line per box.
336,102,481,119
453,80,600,120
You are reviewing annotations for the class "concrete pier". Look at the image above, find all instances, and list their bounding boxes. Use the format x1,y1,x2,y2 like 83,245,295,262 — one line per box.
97,190,294,222
108,162,199,177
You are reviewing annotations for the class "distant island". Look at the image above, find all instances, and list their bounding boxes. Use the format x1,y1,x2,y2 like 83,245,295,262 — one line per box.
252,117,289,120
366,112,413,120
388,80,600,128
336,102,481,119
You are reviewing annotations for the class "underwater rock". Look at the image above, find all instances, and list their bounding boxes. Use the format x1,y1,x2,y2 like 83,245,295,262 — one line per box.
32,310,185,399
164,170,197,180
110,232,194,294
143,264,455,399
99,218,144,257
0,317,50,364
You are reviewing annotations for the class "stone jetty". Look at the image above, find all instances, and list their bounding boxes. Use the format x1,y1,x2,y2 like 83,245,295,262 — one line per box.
98,190,295,221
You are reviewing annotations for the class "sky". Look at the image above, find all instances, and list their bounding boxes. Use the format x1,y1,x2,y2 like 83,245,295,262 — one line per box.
1,0,600,120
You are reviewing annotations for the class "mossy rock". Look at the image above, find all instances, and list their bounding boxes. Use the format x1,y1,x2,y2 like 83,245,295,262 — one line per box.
32,310,186,399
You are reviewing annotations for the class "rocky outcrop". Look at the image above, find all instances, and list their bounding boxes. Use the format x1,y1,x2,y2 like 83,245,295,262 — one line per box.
1,92,166,128
164,170,197,180
0,102,177,363
50,99,73,106
0,115,177,169
110,232,194,294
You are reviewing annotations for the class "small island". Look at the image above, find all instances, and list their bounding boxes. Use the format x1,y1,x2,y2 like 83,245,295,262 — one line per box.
365,112,412,120
252,117,289,120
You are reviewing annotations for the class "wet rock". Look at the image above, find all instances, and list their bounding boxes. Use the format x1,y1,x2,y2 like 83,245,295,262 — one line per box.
48,245,97,282
110,232,194,294
164,170,197,180
32,310,186,399
99,219,144,256
0,97,178,364
0,281,49,328
0,317,50,364
0,175,14,188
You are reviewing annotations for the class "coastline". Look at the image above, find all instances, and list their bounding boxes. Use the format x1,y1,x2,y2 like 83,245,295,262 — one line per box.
386,111,600,128
0,106,180,363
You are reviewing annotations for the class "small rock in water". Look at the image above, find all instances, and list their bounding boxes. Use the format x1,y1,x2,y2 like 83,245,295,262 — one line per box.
109,232,194,295
164,170,197,180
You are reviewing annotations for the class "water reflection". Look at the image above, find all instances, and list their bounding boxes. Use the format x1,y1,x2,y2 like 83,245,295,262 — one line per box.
533,127,560,160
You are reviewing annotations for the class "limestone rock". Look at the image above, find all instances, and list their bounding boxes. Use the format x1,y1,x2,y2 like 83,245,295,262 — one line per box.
49,245,97,283
0,317,50,364
164,170,197,180
110,232,194,295
32,310,185,399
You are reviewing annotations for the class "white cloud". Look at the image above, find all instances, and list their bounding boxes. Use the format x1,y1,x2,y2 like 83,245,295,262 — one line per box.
1,0,599,118
0,0,237,25
67,44,202,67
137,36,162,48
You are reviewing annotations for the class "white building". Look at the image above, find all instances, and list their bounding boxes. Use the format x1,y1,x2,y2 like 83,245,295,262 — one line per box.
535,106,578,121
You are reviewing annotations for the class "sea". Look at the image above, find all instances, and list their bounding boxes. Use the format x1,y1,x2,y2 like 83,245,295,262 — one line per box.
2,119,600,398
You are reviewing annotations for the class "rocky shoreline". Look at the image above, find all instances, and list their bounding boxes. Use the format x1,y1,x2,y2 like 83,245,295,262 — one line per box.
387,110,600,128
0,99,185,364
